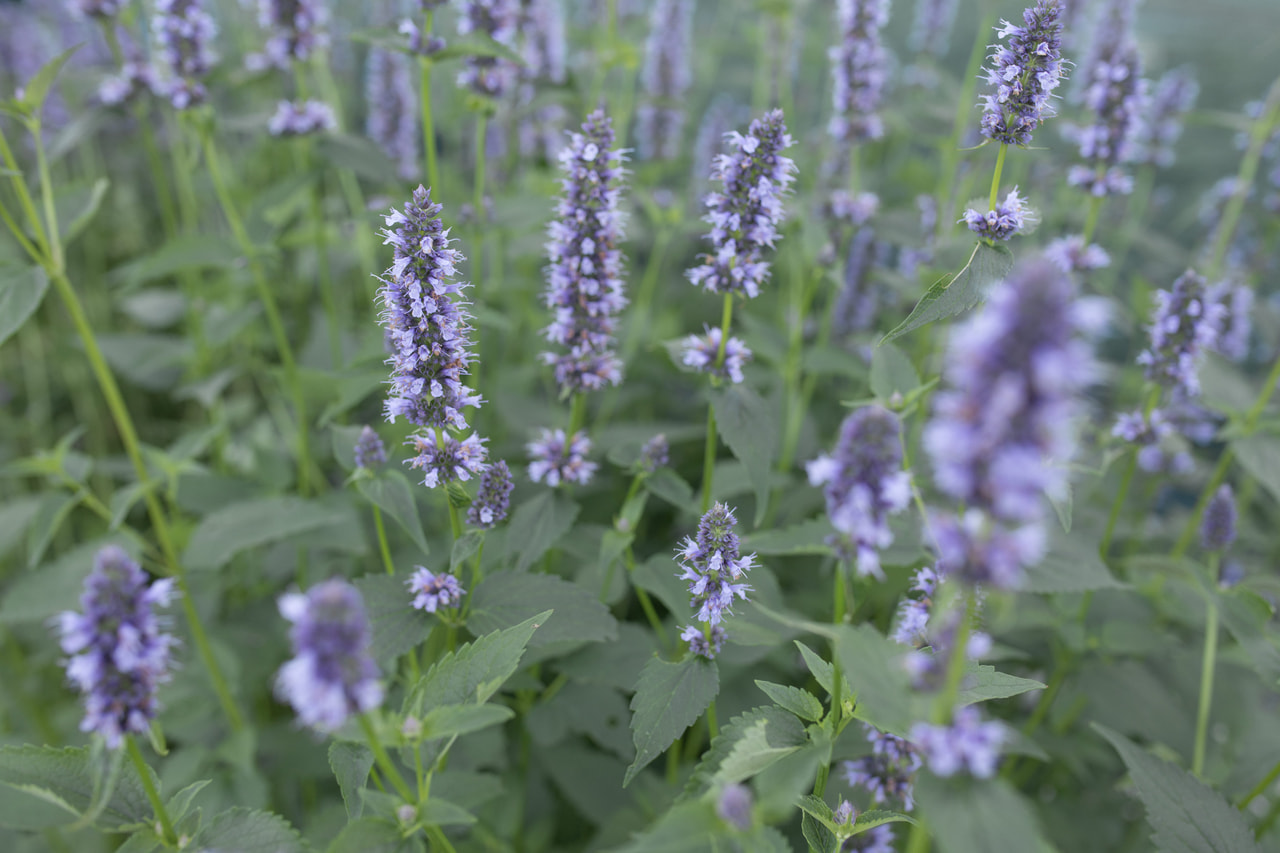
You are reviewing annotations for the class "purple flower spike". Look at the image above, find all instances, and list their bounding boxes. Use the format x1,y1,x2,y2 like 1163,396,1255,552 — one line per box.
153,0,218,110
456,0,520,97
1045,234,1110,272
1136,67,1198,169
55,547,177,749
379,187,482,434
680,624,726,659
807,406,912,578
843,724,922,811
910,706,1006,778
892,566,939,647
250,0,329,70
1211,280,1252,363
542,110,628,395
681,326,752,384
639,434,669,473
676,502,754,626
963,187,1030,242
687,109,797,299
978,0,1067,147
527,429,596,487
408,567,466,612
828,0,891,145
1136,269,1226,400
408,430,488,489
276,579,383,732
1066,36,1146,197
636,0,694,161
468,460,514,528
1201,485,1237,552
268,99,337,137
910,0,959,58
366,48,419,180
354,426,387,471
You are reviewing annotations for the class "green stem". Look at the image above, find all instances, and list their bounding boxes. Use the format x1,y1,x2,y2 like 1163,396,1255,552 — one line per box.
1081,194,1104,246
126,737,176,846
620,228,671,365
1099,452,1138,562
935,5,995,239
1193,575,1220,778
359,714,415,802
700,295,735,513
428,825,459,853
419,12,441,193
568,392,587,437
1211,77,1280,278
1239,759,1280,810
628,549,669,650
373,506,396,575
988,143,1008,211
0,127,49,254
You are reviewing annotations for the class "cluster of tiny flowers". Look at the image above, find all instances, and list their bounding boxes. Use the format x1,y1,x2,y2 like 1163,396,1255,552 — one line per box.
843,725,922,811
99,57,159,107
1211,280,1252,363
542,110,628,394
409,431,487,489
268,99,336,136
676,503,755,632
73,0,124,19
828,0,890,144
680,624,727,660
1136,67,1198,168
520,0,566,84
467,460,514,528
963,186,1030,242
842,826,895,853
827,190,880,227
1136,269,1226,400
979,0,1066,146
1065,37,1146,196
56,547,176,749
407,567,466,613
1201,485,1237,552
354,426,387,470
365,48,419,180
153,0,218,109
276,579,383,732
910,0,958,58
910,706,1006,778
807,406,911,578
1112,409,1191,474
716,783,753,831
892,566,939,646
638,434,669,473
527,429,596,487
681,326,752,384
399,18,446,57
250,0,329,70
379,187,482,434
1045,234,1110,272
903,599,994,690
924,257,1094,588
635,0,693,161
456,0,521,97
687,109,797,299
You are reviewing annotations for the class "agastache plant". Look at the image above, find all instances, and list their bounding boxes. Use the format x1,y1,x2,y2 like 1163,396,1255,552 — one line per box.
456,0,521,98
250,0,329,70
1136,67,1199,169
1065,35,1147,198
153,0,218,109
978,0,1066,148
268,99,336,136
909,0,958,59
827,0,891,147
1134,269,1225,400
468,459,514,527
636,0,694,161
365,47,419,180
843,725,922,811
676,502,754,657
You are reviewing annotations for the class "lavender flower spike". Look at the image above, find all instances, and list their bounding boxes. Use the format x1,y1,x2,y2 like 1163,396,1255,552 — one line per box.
379,186,482,433
542,110,628,395
636,0,694,161
828,0,891,145
638,434,669,473
528,429,597,487
456,0,521,97
963,186,1031,242
1201,485,1237,552
468,459,514,528
843,724,922,811
408,567,466,612
56,546,176,748
910,0,959,58
354,426,387,471
910,706,1006,778
1136,67,1199,169
1066,36,1146,197
268,100,337,137
687,109,797,299
978,0,1067,147
251,0,329,70
676,502,754,627
276,579,383,732
153,0,218,110
681,326,752,384
1136,269,1226,400
366,48,419,180
807,406,911,578
408,430,488,489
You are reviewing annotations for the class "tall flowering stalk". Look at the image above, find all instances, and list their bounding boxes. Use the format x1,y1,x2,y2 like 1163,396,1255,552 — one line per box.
676,502,755,658
153,0,218,109
636,0,694,161
456,0,521,98
365,47,419,180
1134,269,1225,402
828,0,890,155
909,0,958,59
1065,38,1146,199
250,0,329,70
1136,67,1199,169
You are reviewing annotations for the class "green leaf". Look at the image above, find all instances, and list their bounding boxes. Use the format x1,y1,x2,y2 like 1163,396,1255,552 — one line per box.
712,384,779,526
316,132,401,185
1233,435,1280,505
881,242,1014,343
165,779,211,821
1094,724,1262,853
468,571,617,649
1219,589,1280,682
624,656,720,787
20,46,81,113
404,612,548,718
683,705,808,798
329,741,374,820
356,470,430,557
914,775,1047,853
0,535,137,626
505,492,581,572
195,807,305,853
958,665,1045,706
0,496,41,559
802,811,839,853
0,266,49,348
0,745,153,831
419,797,477,827
26,490,81,568
834,625,916,738
420,703,515,740
183,497,352,571
109,234,239,290
431,33,527,66
742,518,833,556
754,680,825,721
794,641,846,698
1019,527,1124,593
61,177,109,247
644,467,698,513
352,574,432,665
451,529,484,574
328,817,421,853
614,800,721,853
94,333,190,392
870,342,920,401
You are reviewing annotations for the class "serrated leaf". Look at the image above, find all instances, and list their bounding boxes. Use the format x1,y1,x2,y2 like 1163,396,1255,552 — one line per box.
713,385,779,526
329,742,374,820
958,665,1045,706
404,612,548,718
644,467,698,513
624,656,719,787
327,817,418,853
0,535,136,626
352,573,433,666
420,703,515,740
0,266,49,348
834,625,916,738
850,809,919,833
20,45,80,113
165,779,211,822
914,775,1047,853
183,497,352,571
881,242,1014,343
468,571,617,648
0,745,153,831
62,177,109,247
420,797,476,827
614,800,721,853
795,642,847,698
802,811,839,853
1233,435,1280,505
1219,589,1280,682
1094,724,1262,853
451,529,483,573
356,470,430,557
1019,527,1123,593
870,342,920,400
195,807,305,852
683,705,808,798
26,490,80,569
755,680,825,721
505,491,580,572
742,518,833,556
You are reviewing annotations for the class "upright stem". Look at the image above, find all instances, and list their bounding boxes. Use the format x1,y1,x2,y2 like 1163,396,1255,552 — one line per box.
126,737,176,846
419,12,441,193
1100,386,1161,560
568,392,587,437
1193,572,1220,779
935,6,995,239
373,506,396,575
1081,195,1104,245
700,295,735,513
359,714,415,802
1211,77,1280,277
1239,758,1280,810
987,143,1008,211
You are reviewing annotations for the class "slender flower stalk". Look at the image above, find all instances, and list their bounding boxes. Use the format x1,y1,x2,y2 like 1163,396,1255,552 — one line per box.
676,502,754,656
636,0,694,161
1193,486,1232,779
828,0,891,149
